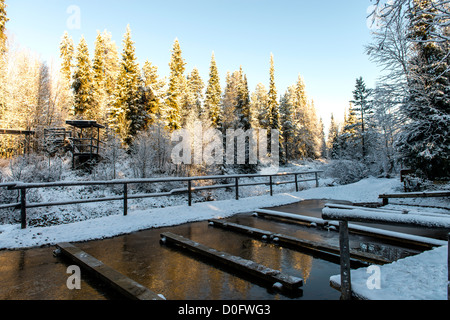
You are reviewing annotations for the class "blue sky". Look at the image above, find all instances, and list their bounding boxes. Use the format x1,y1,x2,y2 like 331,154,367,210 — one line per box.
5,0,381,130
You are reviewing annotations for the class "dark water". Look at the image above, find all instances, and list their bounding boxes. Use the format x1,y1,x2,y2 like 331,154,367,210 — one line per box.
0,199,431,300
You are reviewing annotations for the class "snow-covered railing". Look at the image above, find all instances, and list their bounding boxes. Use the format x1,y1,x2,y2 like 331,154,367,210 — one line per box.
322,204,450,300
379,191,450,206
0,171,322,229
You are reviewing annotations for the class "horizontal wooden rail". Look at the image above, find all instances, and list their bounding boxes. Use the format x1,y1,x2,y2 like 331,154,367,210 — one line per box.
0,171,322,229
379,191,450,205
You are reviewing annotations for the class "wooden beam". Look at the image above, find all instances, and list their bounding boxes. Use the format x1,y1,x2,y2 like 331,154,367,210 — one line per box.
55,242,164,300
208,219,391,265
160,232,303,292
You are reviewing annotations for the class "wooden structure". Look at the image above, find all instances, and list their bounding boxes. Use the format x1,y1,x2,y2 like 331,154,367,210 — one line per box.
43,127,71,157
66,120,105,170
2,171,322,229
208,219,391,265
0,129,35,157
55,242,164,300
160,232,304,292
322,204,450,300
379,191,450,206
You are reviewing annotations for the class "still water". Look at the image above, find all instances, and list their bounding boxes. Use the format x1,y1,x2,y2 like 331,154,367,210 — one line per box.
0,199,428,300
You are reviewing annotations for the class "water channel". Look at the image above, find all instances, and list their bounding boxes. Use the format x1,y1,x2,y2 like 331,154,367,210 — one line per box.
0,199,440,300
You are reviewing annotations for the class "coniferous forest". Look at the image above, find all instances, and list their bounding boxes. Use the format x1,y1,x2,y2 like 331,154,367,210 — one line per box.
0,0,448,185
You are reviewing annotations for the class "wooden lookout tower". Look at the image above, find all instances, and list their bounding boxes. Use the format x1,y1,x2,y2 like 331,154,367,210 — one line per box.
66,120,105,170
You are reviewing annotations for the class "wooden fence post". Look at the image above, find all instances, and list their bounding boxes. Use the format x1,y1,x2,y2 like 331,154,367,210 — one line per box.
20,188,27,229
315,172,319,188
295,174,299,192
188,180,192,206
339,221,352,300
269,176,273,196
123,183,128,216
448,233,449,300
235,178,239,200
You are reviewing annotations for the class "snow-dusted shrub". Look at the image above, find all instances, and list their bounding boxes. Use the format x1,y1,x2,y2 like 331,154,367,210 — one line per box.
324,160,368,185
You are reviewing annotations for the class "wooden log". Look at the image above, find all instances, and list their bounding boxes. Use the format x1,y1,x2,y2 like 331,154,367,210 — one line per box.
208,219,391,265
55,242,164,300
160,232,303,291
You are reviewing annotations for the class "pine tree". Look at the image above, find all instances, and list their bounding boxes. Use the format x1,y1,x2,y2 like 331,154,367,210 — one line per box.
142,60,165,124
327,113,340,159
279,86,295,163
350,77,373,160
0,0,8,120
109,25,145,145
236,69,251,130
204,52,222,129
72,36,95,118
0,0,7,56
165,38,186,131
187,67,205,118
60,32,74,84
250,83,269,129
268,54,280,132
396,0,450,180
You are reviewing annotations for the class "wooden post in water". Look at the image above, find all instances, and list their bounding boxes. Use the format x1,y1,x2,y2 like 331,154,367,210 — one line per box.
339,221,352,300
448,233,449,300
20,188,27,229
123,183,128,216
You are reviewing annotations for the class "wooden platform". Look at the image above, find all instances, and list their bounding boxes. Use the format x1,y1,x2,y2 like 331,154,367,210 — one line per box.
208,219,391,265
55,242,164,300
160,232,303,292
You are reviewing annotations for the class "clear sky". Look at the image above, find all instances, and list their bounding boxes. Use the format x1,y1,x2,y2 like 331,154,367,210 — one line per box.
4,0,381,130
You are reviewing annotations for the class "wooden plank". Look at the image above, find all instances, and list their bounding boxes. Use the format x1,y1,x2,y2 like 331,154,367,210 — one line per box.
208,219,391,265
339,221,352,300
160,232,303,291
379,191,450,199
55,242,164,300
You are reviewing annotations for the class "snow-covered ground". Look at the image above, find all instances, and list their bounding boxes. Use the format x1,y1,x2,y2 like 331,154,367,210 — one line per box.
0,169,449,300
0,176,404,250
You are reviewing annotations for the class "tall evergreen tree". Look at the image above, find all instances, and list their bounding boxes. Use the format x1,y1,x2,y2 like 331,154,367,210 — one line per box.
396,0,450,179
0,0,8,120
60,32,74,84
72,36,95,118
165,38,186,131
327,113,340,159
204,52,222,129
279,86,295,163
187,67,205,118
350,77,373,160
109,25,145,145
268,54,280,132
250,83,269,129
142,60,165,124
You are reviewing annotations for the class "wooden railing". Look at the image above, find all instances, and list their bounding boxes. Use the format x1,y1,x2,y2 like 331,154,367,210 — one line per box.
0,171,322,229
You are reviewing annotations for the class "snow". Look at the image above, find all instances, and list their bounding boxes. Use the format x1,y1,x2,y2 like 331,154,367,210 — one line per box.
0,174,448,300
330,245,448,300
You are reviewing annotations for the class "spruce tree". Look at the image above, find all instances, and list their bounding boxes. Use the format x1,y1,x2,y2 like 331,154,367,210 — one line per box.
72,36,95,118
165,38,186,131
279,86,295,163
250,83,269,129
204,52,222,129
60,32,74,85
142,60,165,124
396,0,450,180
110,25,145,145
0,0,8,120
268,54,280,132
188,67,205,118
327,113,340,159
350,77,373,160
